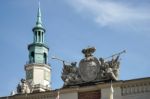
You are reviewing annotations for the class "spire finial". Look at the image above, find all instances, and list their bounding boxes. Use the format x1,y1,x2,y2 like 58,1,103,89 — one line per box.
36,1,42,27
39,1,40,7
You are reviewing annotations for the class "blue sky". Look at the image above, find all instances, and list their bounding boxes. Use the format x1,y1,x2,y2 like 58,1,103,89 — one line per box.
0,0,150,96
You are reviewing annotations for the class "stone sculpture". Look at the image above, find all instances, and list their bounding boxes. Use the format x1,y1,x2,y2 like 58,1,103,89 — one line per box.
60,47,125,86
61,62,82,86
17,79,31,94
79,47,100,82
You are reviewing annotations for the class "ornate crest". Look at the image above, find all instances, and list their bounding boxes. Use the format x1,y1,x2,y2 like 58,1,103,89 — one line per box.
55,47,125,86
79,47,100,82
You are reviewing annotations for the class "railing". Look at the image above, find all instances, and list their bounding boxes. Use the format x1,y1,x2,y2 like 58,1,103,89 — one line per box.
121,82,150,96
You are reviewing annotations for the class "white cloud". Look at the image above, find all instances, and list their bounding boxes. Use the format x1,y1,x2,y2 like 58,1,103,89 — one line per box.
66,0,150,26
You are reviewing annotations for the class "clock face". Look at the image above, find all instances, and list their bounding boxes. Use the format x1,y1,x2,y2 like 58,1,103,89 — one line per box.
44,71,50,81
26,70,33,80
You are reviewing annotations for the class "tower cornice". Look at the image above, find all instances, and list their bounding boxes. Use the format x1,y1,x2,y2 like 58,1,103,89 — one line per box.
25,63,51,70
28,43,49,50
32,26,46,33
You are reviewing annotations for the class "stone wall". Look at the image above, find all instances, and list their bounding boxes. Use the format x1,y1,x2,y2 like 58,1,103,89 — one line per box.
1,77,150,99
60,92,78,99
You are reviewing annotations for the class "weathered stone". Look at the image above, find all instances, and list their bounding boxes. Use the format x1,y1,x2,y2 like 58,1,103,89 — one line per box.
61,47,122,86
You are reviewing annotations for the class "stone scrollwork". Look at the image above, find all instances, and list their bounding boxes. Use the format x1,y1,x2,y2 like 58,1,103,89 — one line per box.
61,47,123,86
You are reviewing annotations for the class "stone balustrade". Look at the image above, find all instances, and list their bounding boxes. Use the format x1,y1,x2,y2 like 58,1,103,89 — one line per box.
121,81,150,96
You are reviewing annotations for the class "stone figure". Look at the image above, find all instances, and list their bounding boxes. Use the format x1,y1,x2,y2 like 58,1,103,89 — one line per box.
99,55,120,80
103,61,118,80
98,57,106,79
17,79,31,94
111,56,120,79
17,83,22,93
61,61,81,86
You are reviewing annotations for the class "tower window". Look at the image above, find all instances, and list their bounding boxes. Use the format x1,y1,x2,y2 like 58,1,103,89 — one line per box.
42,32,44,42
35,31,38,42
44,53,47,64
31,52,34,63
38,31,41,42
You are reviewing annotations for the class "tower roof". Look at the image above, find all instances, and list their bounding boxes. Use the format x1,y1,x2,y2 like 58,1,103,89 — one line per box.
32,2,45,32
36,2,42,27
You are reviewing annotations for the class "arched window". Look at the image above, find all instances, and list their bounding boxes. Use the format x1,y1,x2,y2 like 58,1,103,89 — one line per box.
44,53,47,64
35,31,38,42
31,52,34,63
42,32,44,42
38,31,41,42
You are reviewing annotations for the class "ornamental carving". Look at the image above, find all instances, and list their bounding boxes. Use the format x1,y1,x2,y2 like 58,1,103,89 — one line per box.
60,47,125,86
17,79,31,94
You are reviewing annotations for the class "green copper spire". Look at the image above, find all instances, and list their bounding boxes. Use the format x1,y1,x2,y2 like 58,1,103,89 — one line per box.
28,2,49,64
32,2,46,43
36,2,42,27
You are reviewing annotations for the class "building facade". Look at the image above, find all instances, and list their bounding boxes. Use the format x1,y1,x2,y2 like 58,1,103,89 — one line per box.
1,77,150,99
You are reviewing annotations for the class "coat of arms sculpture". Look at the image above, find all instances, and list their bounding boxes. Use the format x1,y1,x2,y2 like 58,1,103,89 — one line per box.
53,47,125,87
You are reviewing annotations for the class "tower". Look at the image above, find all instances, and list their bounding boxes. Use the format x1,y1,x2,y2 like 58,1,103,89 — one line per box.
25,3,51,92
